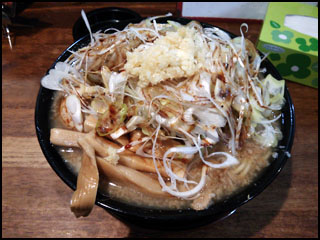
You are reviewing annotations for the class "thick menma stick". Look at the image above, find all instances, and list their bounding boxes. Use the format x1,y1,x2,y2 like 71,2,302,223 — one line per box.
50,128,84,147
50,128,186,178
70,137,99,218
96,156,170,197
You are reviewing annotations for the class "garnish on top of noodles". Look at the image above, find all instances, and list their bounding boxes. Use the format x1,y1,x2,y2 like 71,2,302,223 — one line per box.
41,11,285,201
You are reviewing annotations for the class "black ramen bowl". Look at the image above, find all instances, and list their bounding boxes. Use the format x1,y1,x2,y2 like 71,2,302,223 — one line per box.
35,16,295,230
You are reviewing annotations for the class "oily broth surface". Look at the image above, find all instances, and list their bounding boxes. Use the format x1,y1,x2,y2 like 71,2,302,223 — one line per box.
50,91,274,210
190,140,272,210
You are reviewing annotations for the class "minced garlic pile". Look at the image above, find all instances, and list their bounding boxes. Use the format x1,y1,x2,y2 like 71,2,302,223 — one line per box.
124,26,208,87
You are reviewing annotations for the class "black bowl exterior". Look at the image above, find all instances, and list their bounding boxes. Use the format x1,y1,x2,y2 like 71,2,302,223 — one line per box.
72,7,142,41
35,16,295,230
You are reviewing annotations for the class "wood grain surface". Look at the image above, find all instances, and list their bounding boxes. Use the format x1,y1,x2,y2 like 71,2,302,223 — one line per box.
2,2,318,238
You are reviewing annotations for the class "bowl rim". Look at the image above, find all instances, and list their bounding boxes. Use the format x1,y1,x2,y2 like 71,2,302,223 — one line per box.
35,16,295,226
72,7,142,41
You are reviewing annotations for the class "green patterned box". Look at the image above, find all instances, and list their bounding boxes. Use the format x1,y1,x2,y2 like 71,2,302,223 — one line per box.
257,2,318,88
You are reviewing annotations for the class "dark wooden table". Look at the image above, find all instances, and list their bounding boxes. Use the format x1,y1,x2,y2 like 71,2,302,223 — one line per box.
2,2,318,238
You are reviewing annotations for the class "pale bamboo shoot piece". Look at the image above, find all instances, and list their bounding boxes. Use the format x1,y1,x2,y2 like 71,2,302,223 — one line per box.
70,137,99,218
50,128,85,147
50,128,187,178
87,134,186,178
96,157,170,197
